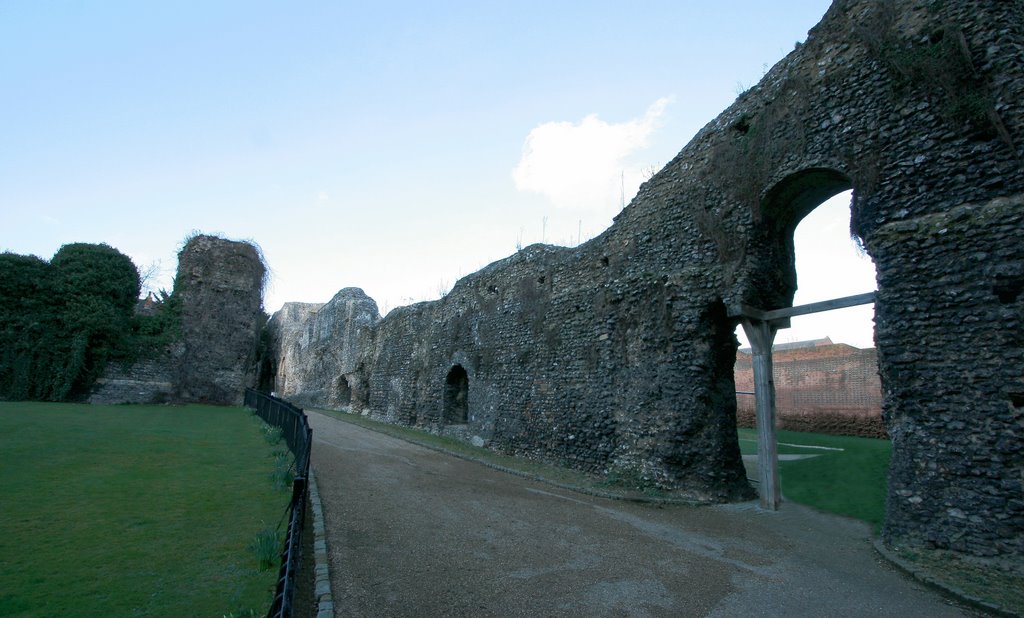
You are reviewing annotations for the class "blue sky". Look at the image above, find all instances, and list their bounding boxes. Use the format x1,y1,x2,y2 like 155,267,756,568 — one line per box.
0,1,876,346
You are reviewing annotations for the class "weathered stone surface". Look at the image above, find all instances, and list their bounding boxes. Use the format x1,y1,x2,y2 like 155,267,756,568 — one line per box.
174,235,265,406
267,288,380,409
267,301,325,394
869,196,1023,569
88,235,266,406
88,353,177,405
272,0,1024,571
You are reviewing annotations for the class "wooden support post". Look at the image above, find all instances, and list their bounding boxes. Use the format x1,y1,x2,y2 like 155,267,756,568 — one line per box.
728,291,875,510
740,317,781,510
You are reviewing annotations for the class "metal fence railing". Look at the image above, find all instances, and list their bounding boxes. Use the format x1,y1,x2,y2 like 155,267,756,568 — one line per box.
244,388,312,618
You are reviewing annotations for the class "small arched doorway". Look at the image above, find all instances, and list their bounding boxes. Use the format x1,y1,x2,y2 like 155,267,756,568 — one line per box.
335,374,352,407
443,365,469,424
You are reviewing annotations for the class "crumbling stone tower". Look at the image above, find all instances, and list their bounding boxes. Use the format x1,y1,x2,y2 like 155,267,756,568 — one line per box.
174,235,266,406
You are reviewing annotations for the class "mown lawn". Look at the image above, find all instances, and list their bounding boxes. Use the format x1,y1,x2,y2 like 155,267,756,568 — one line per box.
0,402,288,617
737,427,892,529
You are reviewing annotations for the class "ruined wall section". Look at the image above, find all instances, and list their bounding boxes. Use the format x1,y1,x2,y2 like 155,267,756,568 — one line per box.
275,0,1022,565
268,301,324,396
359,245,571,432
268,288,379,409
578,0,1022,563
869,196,1023,567
88,353,177,405
174,235,265,406
354,240,751,501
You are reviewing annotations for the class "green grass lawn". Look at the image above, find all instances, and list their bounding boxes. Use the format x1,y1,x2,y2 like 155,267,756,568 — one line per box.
0,402,289,617
737,427,891,529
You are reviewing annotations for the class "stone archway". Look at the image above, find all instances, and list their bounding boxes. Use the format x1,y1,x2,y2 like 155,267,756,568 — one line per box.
443,365,469,424
733,168,886,507
335,374,353,407
750,168,856,308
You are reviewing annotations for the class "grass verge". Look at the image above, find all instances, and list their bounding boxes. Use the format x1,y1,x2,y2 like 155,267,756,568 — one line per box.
737,427,891,530
0,402,289,617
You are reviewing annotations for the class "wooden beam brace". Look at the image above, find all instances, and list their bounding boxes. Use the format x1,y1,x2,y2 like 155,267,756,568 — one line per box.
728,291,876,511
758,291,876,322
728,291,875,327
740,317,781,511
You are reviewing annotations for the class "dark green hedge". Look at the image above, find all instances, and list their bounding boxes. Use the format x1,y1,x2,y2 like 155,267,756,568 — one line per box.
0,243,178,401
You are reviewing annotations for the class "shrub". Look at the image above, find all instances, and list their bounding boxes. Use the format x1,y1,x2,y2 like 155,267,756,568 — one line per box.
0,243,166,401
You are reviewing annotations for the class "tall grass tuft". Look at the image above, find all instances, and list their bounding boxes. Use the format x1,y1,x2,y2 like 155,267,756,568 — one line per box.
262,425,284,445
271,451,295,489
250,526,282,572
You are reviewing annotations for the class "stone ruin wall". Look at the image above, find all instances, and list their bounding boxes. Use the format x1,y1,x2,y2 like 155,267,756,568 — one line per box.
735,343,885,438
174,235,266,406
267,288,380,409
89,235,266,407
88,353,176,405
271,1,1023,571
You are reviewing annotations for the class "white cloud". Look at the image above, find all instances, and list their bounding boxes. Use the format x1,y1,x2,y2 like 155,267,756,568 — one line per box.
512,97,670,212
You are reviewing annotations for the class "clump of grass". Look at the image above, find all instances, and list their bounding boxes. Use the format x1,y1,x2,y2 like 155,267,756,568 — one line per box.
262,425,284,445
599,466,645,489
597,465,668,498
270,451,294,489
249,526,281,572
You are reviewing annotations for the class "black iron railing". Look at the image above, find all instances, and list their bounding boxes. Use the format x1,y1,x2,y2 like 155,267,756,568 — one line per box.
244,388,312,618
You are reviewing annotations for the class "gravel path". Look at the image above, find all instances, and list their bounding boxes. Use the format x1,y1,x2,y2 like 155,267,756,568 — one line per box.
309,411,979,617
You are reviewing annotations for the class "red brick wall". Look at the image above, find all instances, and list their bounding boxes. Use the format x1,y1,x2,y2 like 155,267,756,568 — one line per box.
735,343,886,438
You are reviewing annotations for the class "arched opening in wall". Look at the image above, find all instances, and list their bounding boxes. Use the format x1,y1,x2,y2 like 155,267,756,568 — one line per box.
443,365,469,424
350,368,370,411
335,374,352,408
734,168,885,519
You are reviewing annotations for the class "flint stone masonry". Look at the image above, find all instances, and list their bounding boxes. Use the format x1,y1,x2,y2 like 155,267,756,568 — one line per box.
88,235,266,407
272,0,1023,571
88,353,177,405
267,288,380,409
174,235,266,406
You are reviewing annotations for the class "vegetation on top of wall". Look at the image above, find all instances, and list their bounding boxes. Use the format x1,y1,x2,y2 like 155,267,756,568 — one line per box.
130,289,183,353
0,243,182,402
856,3,1015,150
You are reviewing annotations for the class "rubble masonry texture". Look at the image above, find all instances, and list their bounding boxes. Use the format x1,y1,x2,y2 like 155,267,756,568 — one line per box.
174,235,266,406
270,1,1022,572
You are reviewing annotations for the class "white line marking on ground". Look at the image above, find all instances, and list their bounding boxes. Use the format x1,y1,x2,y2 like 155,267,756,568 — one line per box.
738,438,844,451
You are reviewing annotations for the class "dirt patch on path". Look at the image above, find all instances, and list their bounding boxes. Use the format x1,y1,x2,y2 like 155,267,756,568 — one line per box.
309,411,981,617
